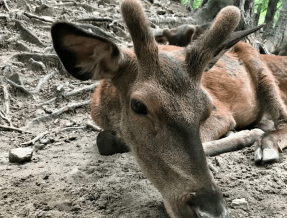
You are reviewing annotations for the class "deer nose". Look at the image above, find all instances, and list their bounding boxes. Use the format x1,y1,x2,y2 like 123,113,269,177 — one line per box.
184,187,228,218
193,203,228,218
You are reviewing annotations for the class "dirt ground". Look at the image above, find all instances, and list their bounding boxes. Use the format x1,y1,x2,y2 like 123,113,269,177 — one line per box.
0,0,287,218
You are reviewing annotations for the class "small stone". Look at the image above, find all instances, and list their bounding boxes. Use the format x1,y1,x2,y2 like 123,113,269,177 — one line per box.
9,147,33,163
157,10,166,15
68,135,77,141
40,138,50,145
231,198,249,211
34,144,46,150
65,121,74,127
35,109,45,116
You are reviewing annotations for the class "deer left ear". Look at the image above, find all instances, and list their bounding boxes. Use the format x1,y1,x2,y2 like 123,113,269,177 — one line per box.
51,22,123,81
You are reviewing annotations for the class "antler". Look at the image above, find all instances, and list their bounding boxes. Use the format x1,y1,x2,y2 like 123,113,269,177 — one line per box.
186,6,240,80
121,0,159,73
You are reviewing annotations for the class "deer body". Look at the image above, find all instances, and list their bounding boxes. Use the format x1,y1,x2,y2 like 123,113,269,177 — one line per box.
51,0,287,217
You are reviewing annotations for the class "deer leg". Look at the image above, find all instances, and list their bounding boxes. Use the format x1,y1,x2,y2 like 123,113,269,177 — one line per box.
200,111,236,143
203,129,264,156
253,67,287,163
96,130,130,155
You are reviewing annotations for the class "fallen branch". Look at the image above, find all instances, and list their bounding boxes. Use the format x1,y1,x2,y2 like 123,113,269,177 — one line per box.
23,12,54,23
21,131,49,146
25,100,91,128
14,20,46,48
0,124,32,134
203,129,264,156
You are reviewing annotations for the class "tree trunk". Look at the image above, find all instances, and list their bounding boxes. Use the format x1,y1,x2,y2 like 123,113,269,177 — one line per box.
263,0,287,53
254,3,262,27
189,0,194,9
262,0,280,38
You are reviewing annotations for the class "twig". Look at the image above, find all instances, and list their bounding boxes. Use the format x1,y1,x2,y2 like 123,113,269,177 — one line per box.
77,17,113,22
3,0,10,12
23,12,54,23
14,20,46,48
37,82,99,106
30,70,57,94
60,126,86,132
0,124,32,134
24,100,91,128
86,122,102,132
21,131,49,146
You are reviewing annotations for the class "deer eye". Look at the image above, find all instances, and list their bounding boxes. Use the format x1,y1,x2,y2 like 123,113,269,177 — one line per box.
131,99,147,115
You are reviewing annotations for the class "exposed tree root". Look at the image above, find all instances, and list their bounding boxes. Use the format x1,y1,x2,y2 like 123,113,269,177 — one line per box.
48,2,97,12
37,82,99,106
30,70,57,94
14,20,46,48
6,78,32,95
86,122,102,132
23,12,54,23
3,0,10,12
24,100,91,129
0,124,32,134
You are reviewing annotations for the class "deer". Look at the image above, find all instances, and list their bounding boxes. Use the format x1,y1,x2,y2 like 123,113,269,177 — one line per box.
51,0,287,217
154,23,211,47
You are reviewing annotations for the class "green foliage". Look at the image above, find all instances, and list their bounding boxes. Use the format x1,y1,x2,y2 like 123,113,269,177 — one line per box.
181,0,283,26
181,0,203,8
255,0,282,25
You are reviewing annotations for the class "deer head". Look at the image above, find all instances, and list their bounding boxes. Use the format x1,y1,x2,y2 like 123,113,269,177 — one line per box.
51,0,260,217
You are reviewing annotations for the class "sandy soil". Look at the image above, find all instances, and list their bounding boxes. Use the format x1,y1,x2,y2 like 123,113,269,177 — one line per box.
0,0,287,218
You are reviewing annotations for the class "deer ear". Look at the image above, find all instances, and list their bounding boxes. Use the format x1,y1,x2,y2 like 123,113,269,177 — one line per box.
204,23,265,71
51,22,122,81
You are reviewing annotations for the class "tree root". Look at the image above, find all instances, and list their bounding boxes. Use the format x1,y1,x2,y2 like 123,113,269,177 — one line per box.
14,20,46,48
3,0,10,12
48,2,98,12
11,53,62,70
21,131,49,146
0,124,32,134
6,78,32,95
30,70,57,94
23,12,54,23
24,100,91,129
86,122,102,132
37,82,99,106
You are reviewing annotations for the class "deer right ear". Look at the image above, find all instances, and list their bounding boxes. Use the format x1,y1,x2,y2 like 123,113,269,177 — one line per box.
51,22,122,81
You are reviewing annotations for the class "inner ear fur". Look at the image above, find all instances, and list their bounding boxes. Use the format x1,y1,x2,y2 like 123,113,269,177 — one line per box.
51,22,122,81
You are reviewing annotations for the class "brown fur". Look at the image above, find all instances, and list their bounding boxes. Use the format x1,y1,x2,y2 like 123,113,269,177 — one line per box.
51,0,287,217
